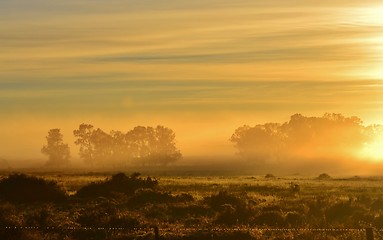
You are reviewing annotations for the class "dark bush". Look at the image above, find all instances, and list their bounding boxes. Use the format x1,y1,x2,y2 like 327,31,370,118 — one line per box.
255,211,285,227
0,203,24,240
175,193,194,202
325,201,364,224
214,204,237,226
265,173,276,179
75,172,158,199
205,191,252,226
128,189,175,207
77,199,121,227
285,211,304,227
0,174,66,203
205,191,245,211
289,183,300,194
317,173,331,180
169,204,210,219
24,206,55,228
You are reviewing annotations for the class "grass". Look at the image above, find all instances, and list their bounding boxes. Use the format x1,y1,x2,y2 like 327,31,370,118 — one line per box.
1,171,383,239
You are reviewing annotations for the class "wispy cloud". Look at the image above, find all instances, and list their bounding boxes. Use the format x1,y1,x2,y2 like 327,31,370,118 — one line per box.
2,0,383,158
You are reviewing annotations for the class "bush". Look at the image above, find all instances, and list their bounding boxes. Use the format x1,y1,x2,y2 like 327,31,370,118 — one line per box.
206,191,252,226
325,201,365,224
75,172,158,199
254,211,285,227
285,211,304,227
316,173,331,180
129,189,173,206
265,174,276,179
205,191,245,211
169,204,209,219
0,174,66,203
77,199,119,227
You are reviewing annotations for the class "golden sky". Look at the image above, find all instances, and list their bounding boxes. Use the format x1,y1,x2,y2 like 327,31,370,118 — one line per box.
1,0,383,161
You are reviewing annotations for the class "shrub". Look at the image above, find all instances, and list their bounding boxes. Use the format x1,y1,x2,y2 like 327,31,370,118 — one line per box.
0,174,66,203
254,211,285,227
289,183,300,194
214,204,237,226
128,189,176,208
285,211,304,227
316,173,331,180
75,172,158,199
169,204,210,219
265,174,276,179
0,202,22,226
325,201,365,224
77,199,119,227
205,191,245,211
206,191,252,226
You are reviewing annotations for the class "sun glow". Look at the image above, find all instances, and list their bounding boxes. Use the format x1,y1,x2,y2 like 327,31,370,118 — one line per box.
359,135,383,162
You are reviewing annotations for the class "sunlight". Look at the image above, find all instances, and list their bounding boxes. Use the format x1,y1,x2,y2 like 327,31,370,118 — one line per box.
359,134,383,162
344,6,383,80
353,6,383,25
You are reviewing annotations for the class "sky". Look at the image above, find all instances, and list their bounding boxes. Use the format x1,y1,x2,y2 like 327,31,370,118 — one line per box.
1,0,383,164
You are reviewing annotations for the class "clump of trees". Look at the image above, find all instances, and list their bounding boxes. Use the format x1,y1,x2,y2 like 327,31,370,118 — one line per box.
73,124,181,167
231,113,383,163
41,124,181,167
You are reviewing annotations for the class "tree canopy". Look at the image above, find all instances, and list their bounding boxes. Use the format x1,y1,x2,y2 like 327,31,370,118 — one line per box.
73,124,181,166
230,113,381,163
41,129,70,167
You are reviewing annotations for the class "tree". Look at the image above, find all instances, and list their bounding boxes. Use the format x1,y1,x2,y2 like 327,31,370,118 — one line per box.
126,125,182,166
74,124,182,167
148,126,182,166
90,128,113,165
41,129,70,167
230,123,284,162
73,124,95,164
126,126,151,163
230,113,379,163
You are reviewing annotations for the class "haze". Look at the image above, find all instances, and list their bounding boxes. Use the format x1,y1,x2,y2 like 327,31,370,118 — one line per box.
1,0,383,174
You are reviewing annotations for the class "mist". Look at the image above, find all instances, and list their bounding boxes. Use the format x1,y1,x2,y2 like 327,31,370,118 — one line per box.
230,113,383,175
0,112,382,176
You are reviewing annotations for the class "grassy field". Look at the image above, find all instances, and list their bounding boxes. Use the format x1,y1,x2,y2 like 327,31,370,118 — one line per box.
1,170,383,239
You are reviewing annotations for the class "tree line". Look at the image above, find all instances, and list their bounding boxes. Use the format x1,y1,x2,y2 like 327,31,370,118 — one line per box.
230,113,383,163
41,113,383,167
41,124,181,167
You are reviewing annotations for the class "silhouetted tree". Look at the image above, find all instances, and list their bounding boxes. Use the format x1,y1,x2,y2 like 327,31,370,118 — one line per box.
41,129,70,167
90,128,113,165
231,113,380,163
126,126,151,163
148,125,182,166
126,125,182,166
110,130,131,166
74,124,181,166
73,123,95,164
230,123,284,162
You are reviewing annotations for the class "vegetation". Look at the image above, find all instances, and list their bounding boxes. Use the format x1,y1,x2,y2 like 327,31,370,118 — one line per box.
0,174,66,202
0,172,383,239
73,124,182,167
231,113,383,164
41,129,70,167
75,172,158,198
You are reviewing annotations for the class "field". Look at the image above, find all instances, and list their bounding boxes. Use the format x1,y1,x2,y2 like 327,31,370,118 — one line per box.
1,170,383,239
